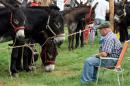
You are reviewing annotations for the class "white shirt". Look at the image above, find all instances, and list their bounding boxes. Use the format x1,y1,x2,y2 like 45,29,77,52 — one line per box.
114,0,122,3
91,0,109,20
77,0,88,4
57,0,64,11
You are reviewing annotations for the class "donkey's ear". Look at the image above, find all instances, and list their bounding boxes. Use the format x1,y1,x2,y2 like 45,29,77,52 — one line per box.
0,0,16,10
92,2,98,10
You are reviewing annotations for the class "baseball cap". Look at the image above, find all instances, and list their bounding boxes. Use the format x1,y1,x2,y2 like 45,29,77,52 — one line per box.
97,21,111,29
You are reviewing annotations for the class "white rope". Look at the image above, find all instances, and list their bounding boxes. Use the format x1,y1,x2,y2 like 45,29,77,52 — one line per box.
0,26,92,76
0,26,92,50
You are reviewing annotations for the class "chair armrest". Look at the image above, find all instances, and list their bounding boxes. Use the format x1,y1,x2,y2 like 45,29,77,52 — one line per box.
100,57,118,60
98,57,119,69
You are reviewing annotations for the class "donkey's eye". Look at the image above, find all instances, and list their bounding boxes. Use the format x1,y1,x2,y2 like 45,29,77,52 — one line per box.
13,19,19,25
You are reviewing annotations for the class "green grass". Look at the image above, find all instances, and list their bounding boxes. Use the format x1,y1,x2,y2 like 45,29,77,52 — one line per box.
0,36,130,86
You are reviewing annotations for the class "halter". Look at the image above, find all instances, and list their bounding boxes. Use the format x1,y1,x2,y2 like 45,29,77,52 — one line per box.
115,12,126,18
115,2,126,19
85,7,94,24
42,44,55,65
10,13,26,32
46,15,56,36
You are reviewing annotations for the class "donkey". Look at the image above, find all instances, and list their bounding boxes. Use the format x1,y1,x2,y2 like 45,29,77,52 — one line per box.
0,1,65,76
63,4,94,50
114,1,129,42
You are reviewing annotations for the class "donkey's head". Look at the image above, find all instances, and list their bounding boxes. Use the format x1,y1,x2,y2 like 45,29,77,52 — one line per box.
41,39,58,72
0,1,26,39
114,1,126,23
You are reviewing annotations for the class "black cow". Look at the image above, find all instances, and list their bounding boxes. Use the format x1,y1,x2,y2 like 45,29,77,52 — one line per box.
0,1,65,76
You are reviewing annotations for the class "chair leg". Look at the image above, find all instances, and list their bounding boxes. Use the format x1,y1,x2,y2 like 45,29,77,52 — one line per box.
96,70,99,86
120,68,124,85
116,68,124,86
101,69,105,78
96,59,102,86
96,68,100,86
116,72,121,86
121,69,124,81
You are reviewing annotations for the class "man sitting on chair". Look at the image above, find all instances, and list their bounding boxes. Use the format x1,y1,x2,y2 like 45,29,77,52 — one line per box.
80,21,122,84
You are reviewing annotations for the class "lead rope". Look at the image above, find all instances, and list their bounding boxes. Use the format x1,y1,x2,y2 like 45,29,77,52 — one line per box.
25,43,36,71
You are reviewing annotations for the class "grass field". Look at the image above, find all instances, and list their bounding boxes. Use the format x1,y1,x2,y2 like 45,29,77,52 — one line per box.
0,34,130,86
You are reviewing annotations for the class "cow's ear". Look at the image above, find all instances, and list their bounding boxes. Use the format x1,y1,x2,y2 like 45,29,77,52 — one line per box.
0,0,16,10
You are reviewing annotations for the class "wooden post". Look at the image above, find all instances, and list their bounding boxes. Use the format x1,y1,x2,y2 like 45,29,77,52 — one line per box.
109,0,114,32
123,0,126,4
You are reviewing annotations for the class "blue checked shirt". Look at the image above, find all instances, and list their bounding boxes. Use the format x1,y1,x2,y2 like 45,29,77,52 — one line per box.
99,31,122,58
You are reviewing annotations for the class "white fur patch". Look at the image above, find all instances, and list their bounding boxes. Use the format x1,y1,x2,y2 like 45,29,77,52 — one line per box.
114,15,120,22
54,33,65,42
0,37,5,42
44,64,55,72
16,29,25,38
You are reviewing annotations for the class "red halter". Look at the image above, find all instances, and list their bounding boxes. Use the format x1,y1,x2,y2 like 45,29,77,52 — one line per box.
41,47,55,66
10,13,26,32
85,7,94,24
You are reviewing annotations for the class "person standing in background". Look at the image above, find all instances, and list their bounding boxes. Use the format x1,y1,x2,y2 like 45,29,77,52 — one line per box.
89,0,109,46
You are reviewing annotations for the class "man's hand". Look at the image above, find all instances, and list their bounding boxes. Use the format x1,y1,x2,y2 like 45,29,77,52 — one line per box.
96,52,108,58
95,54,100,58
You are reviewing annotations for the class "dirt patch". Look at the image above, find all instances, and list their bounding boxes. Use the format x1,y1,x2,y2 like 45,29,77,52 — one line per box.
0,82,5,86
49,70,75,77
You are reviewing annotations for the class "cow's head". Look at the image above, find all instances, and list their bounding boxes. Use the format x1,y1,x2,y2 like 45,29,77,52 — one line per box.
114,1,126,23
0,1,26,39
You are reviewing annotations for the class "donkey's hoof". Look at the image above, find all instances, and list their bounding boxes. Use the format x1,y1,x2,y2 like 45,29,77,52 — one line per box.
11,73,19,78
28,65,36,71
